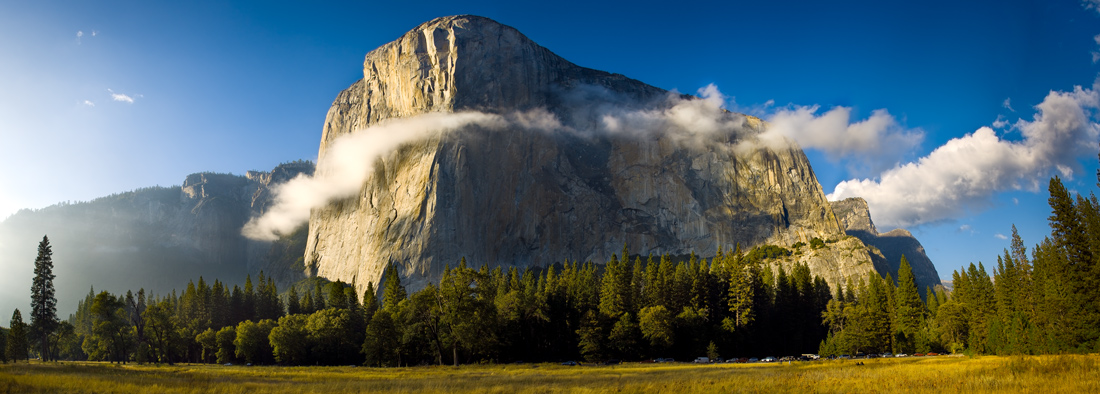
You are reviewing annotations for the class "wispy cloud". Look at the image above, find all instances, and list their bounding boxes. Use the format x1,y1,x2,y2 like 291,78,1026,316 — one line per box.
1092,34,1100,64
829,86,1100,228
82,100,95,107
242,112,506,240
1086,0,1100,14
1003,98,1015,112
995,233,1009,240
76,30,83,44
108,89,135,104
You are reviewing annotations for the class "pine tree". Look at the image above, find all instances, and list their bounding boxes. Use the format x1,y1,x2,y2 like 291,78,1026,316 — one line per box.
286,286,301,315
894,255,923,352
7,309,28,362
382,264,407,311
30,235,58,361
0,324,7,363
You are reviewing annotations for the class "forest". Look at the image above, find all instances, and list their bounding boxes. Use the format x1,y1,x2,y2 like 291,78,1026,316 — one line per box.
3,174,1100,366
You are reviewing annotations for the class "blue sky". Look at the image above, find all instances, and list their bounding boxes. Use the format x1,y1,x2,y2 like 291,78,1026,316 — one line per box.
2,0,1099,280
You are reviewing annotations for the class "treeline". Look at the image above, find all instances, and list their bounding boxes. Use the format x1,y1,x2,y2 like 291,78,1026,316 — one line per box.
820,176,1100,356
20,246,844,365
11,173,1097,366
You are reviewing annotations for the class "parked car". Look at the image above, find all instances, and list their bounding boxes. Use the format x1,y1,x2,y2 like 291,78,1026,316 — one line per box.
895,353,908,357
748,358,759,363
927,352,940,356
913,353,926,357
838,354,851,359
694,357,710,364
881,352,893,358
561,361,578,366
654,357,675,363
762,357,777,363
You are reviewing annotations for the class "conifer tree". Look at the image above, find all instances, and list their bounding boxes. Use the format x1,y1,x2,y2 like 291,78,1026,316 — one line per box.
287,286,301,315
7,309,28,362
894,256,923,352
30,235,58,361
0,324,7,363
382,264,407,311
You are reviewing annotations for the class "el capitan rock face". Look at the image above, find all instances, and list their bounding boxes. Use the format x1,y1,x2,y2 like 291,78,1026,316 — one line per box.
305,15,882,293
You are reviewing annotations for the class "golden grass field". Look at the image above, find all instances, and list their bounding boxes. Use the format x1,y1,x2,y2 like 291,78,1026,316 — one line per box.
1,355,1097,393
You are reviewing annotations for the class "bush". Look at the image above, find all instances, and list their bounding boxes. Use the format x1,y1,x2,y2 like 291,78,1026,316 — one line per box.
810,238,826,250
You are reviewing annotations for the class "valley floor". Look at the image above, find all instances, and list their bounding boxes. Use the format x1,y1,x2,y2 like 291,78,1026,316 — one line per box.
0,354,1096,393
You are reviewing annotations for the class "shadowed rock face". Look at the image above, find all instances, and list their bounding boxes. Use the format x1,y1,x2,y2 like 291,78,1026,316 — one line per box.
0,161,313,315
306,15,881,293
831,197,941,293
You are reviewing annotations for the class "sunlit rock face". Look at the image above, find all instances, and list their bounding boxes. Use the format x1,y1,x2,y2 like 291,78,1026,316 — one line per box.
831,197,942,293
306,15,882,293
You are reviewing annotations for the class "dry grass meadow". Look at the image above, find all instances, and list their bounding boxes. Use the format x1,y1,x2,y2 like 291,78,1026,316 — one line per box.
1,354,1098,393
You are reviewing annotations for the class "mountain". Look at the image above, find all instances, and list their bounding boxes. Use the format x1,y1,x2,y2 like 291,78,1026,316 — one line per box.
304,15,893,294
831,197,941,293
0,161,313,316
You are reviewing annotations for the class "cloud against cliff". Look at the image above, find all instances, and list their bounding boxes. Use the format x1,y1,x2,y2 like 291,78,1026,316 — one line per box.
598,85,746,142
242,112,505,241
828,86,1100,228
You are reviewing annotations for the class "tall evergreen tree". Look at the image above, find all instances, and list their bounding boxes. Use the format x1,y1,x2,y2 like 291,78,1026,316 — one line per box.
286,286,301,315
7,309,28,362
0,324,7,363
30,235,58,361
894,255,923,352
382,263,407,311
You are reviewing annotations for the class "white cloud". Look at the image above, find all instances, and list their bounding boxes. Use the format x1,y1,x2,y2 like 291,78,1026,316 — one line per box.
993,115,1009,128
1093,34,1100,63
995,233,1009,240
757,105,924,174
1087,0,1100,14
1003,98,1015,112
108,89,135,103
92,30,98,37
82,100,94,107
76,30,83,38
829,86,1100,228
242,112,506,241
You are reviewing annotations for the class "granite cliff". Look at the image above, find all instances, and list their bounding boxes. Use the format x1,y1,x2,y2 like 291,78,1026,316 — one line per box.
304,15,887,293
831,197,941,293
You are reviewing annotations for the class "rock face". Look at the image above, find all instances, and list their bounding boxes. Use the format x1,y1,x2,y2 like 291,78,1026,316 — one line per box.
830,197,941,293
0,161,313,315
305,15,883,293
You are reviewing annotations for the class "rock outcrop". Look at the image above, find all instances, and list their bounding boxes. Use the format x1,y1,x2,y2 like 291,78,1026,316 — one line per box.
830,197,941,293
305,15,882,293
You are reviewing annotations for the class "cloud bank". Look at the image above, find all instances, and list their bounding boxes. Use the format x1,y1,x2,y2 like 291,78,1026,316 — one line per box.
828,86,1100,228
758,106,924,174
